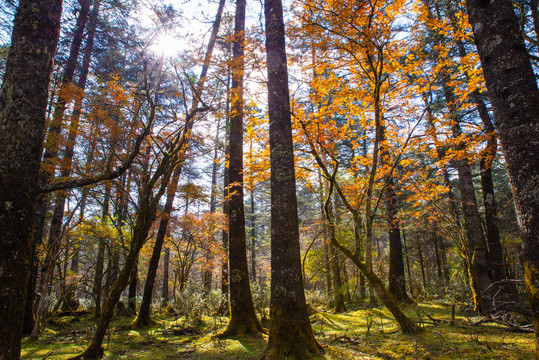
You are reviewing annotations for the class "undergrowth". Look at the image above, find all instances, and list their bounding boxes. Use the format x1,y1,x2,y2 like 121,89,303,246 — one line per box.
21,302,534,359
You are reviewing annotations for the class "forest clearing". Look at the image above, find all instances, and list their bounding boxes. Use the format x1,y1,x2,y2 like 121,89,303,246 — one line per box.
0,0,538,358
21,302,535,359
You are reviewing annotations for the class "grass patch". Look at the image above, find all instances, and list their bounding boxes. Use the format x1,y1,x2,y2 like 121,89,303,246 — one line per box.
21,303,534,359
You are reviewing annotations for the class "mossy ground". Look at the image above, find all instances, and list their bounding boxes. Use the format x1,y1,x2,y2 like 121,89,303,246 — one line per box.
21,302,534,359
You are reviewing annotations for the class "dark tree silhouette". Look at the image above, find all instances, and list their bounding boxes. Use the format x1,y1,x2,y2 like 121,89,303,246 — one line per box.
0,0,63,358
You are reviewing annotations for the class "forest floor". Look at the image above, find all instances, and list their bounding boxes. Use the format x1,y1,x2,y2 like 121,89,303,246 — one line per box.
21,302,534,359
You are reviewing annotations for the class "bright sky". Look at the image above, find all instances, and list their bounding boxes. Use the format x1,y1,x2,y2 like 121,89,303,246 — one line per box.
131,0,222,58
133,0,266,58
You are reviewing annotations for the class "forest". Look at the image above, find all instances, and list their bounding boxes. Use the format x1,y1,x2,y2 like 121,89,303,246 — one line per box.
0,0,538,358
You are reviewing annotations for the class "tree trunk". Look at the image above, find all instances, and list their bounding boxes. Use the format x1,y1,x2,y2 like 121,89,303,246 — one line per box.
261,0,324,356
133,168,181,327
386,175,411,303
422,1,492,313
75,164,173,359
445,5,508,291
249,189,257,282
324,192,346,312
31,0,92,338
0,0,63,357
320,154,346,312
340,254,351,302
402,229,414,298
41,0,91,176
128,260,138,313
465,0,539,353
325,180,419,334
162,247,170,303
64,0,101,280
93,181,110,317
328,242,346,313
204,116,222,291
441,76,491,314
23,0,93,336
103,174,129,304
433,232,443,282
379,117,411,303
418,241,427,293
324,237,332,302
221,125,230,304
219,0,263,337
22,198,48,334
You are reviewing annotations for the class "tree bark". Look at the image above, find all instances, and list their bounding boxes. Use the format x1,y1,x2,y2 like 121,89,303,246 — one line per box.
31,0,92,337
445,4,508,289
128,260,138,313
204,118,222,290
465,0,539,353
133,168,181,327
260,0,324,356
162,247,170,303
93,181,110,317
249,189,257,282
418,240,427,293
220,0,263,337
0,0,63,357
385,174,411,302
328,241,346,312
221,122,230,305
379,117,411,303
41,0,91,176
402,229,414,298
324,183,346,312
440,74,491,314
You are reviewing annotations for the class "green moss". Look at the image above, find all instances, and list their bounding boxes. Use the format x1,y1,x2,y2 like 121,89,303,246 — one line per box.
21,303,534,359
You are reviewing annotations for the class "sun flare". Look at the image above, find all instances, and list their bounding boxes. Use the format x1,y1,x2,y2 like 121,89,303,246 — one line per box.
150,33,185,57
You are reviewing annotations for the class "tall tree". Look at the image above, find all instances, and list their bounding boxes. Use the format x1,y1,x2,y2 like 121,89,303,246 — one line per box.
31,0,93,337
261,0,324,356
380,118,411,303
219,0,263,337
465,0,539,354
0,0,63,358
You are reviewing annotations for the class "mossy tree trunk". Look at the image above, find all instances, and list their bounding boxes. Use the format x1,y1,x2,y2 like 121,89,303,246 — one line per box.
465,0,539,354
220,0,263,337
0,0,63,357
261,0,325,356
